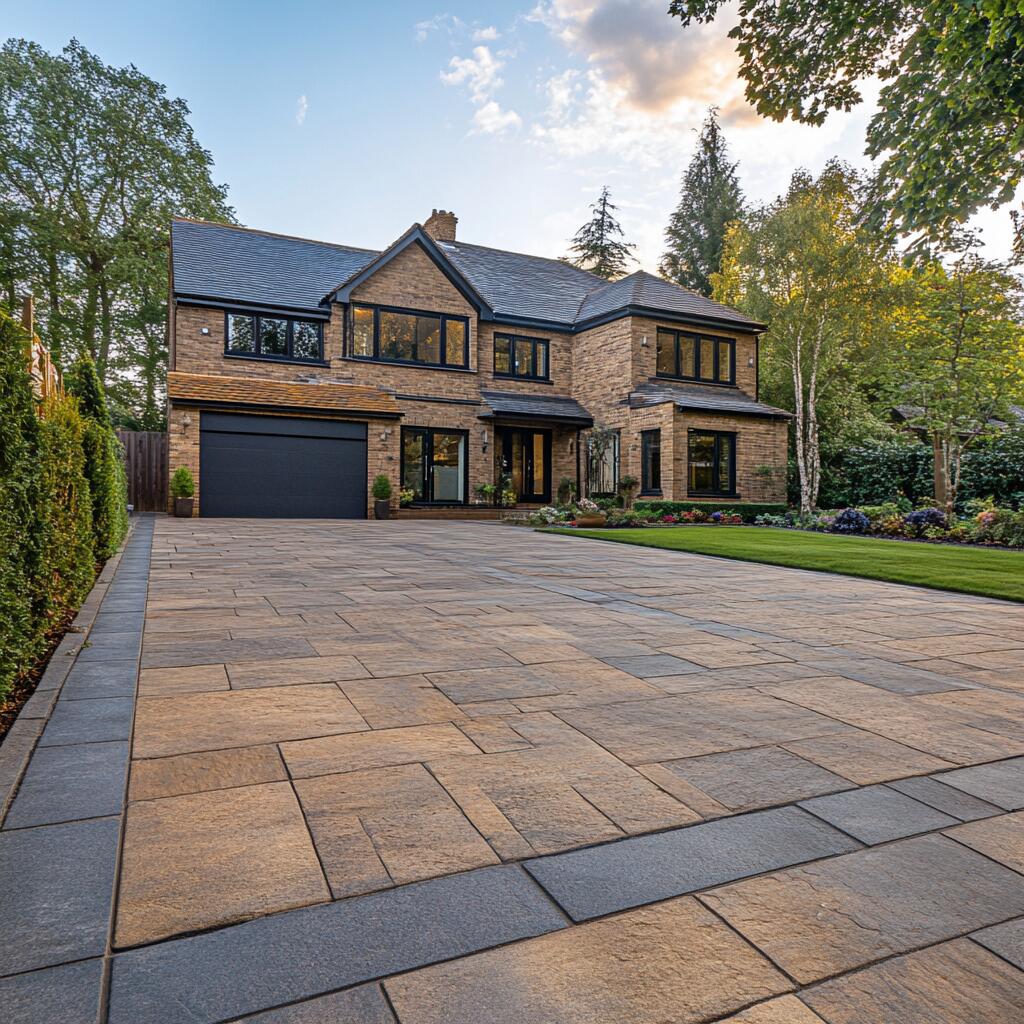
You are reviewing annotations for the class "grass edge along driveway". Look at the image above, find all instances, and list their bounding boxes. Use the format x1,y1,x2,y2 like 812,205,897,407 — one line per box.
546,526,1024,603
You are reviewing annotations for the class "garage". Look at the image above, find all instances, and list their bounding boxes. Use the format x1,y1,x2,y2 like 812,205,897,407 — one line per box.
199,412,367,518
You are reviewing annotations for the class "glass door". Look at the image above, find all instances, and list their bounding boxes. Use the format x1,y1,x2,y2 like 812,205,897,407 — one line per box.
499,429,551,503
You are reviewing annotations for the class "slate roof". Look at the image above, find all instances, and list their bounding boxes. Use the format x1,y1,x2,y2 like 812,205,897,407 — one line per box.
167,372,402,418
172,219,760,331
630,380,792,419
171,220,376,314
577,271,763,330
480,390,593,426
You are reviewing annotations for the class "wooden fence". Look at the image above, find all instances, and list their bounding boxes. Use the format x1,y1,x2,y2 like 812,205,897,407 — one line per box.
117,430,168,512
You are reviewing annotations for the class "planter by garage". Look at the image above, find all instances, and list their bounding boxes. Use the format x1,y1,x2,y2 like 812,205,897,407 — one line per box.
374,499,391,520
174,497,194,518
575,513,607,528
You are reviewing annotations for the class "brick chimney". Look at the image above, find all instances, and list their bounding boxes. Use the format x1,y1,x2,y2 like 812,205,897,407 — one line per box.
424,209,457,242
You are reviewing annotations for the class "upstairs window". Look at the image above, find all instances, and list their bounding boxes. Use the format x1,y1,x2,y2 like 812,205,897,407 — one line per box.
225,312,323,363
656,328,734,385
494,334,549,381
349,304,469,369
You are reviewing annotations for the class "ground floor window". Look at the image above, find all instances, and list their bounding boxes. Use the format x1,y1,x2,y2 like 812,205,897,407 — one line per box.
401,428,468,504
588,429,619,496
688,430,735,497
641,429,662,494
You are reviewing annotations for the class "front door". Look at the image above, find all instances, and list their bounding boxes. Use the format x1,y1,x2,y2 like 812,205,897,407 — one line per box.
499,429,551,503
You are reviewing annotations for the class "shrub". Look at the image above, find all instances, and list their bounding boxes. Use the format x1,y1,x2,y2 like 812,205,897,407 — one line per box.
170,466,195,499
904,507,947,536
371,474,392,500
604,509,656,528
556,477,577,504
635,500,787,522
755,513,790,528
878,514,908,536
66,355,127,559
972,507,1024,548
0,312,41,696
859,503,903,530
831,508,871,534
34,396,95,629
532,505,568,525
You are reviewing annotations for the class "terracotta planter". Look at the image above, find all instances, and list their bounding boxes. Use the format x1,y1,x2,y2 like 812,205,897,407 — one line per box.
374,499,391,520
173,497,194,518
575,513,607,528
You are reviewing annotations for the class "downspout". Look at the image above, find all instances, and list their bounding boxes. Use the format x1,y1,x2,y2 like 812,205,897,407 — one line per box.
575,428,582,498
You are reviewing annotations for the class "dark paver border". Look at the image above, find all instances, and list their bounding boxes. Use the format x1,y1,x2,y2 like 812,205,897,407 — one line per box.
0,516,154,1024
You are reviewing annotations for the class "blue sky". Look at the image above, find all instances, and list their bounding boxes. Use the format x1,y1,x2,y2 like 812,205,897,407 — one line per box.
4,0,1017,268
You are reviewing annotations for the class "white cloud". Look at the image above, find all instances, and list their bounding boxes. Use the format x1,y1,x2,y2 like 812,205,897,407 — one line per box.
472,101,522,135
295,95,308,125
474,25,500,41
415,13,466,42
440,45,505,103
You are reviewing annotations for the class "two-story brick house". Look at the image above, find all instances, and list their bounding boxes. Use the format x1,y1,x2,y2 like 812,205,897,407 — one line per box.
167,210,790,517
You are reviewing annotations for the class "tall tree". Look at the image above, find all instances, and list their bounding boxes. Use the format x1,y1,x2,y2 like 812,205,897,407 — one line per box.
669,1,1024,249
883,252,1024,512
713,162,897,515
0,38,234,426
566,187,636,280
660,108,744,296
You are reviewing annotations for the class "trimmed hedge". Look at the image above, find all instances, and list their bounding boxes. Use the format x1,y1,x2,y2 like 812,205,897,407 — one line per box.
635,500,789,522
67,355,129,559
0,312,128,700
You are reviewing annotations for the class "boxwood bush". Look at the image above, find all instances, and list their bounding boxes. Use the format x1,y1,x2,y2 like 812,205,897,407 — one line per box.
634,500,788,522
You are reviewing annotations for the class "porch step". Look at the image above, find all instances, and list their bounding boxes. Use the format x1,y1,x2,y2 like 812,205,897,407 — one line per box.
395,508,509,521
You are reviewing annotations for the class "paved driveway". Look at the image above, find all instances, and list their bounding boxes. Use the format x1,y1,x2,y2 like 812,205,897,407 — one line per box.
4,518,1024,1023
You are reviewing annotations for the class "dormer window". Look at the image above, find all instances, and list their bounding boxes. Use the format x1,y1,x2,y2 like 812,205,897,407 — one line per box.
656,327,735,385
348,304,469,369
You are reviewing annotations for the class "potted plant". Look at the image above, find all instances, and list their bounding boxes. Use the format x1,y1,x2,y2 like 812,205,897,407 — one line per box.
372,475,393,520
170,467,195,518
574,497,607,527
618,474,639,509
474,482,497,506
557,477,578,505
399,487,416,508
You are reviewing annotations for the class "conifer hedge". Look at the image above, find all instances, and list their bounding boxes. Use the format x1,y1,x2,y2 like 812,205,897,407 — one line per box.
0,312,128,700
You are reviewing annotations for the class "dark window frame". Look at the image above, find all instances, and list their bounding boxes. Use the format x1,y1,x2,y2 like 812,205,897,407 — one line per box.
400,426,471,505
656,327,735,385
348,303,470,370
223,311,325,364
493,333,551,382
687,429,737,498
640,429,662,495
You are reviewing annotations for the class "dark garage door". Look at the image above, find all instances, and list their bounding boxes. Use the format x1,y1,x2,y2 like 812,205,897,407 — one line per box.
200,412,367,518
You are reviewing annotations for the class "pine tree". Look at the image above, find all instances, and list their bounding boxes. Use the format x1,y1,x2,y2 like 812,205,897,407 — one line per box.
566,187,636,280
660,108,744,296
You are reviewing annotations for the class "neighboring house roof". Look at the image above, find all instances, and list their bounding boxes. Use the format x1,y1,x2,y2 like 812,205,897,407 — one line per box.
630,380,793,419
480,389,593,427
893,403,1024,430
171,218,760,332
167,372,402,418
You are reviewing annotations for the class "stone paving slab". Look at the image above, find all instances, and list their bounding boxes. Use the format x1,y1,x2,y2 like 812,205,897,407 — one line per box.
802,939,1024,1023
3,740,128,828
0,958,103,1024
945,811,1024,872
887,773,1002,820
937,757,1024,809
107,865,566,1024
719,996,825,1023
702,834,1024,984
524,805,859,921
128,744,288,801
235,984,396,1023
60,659,139,700
0,816,120,975
798,784,959,844
973,917,1024,970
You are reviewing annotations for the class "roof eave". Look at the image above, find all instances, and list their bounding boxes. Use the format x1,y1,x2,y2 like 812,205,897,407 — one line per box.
574,303,766,334
174,294,331,319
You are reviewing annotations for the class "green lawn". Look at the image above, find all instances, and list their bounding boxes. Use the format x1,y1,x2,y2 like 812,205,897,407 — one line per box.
547,526,1024,602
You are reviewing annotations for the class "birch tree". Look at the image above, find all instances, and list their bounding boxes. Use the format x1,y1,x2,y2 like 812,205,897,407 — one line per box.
713,163,894,515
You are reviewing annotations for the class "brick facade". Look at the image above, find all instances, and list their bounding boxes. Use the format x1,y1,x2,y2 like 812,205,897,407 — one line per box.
169,236,788,515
